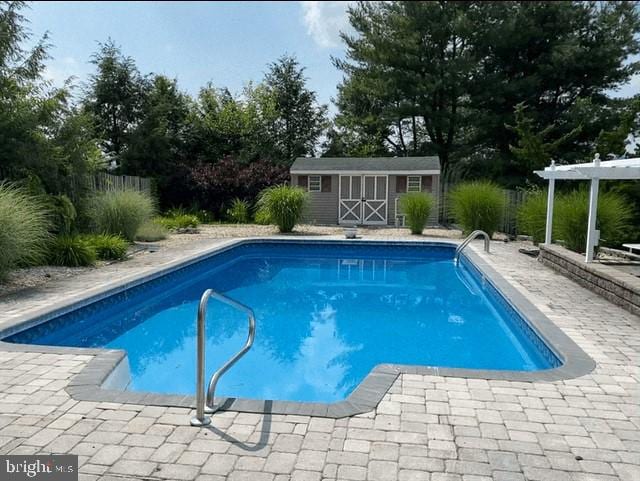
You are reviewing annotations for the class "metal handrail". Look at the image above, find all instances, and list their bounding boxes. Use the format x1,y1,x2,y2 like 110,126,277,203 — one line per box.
190,289,256,427
454,230,490,265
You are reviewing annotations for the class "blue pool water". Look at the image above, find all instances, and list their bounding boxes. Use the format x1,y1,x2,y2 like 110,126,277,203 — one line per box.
5,242,559,403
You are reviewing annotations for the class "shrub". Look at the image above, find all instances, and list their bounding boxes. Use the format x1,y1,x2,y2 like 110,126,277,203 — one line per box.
516,190,550,244
46,194,77,235
48,236,96,267
83,234,128,260
449,181,505,237
399,192,434,235
156,214,200,230
257,185,308,233
188,157,290,215
0,182,51,280
89,190,155,241
227,198,250,224
555,188,633,253
194,209,215,224
135,220,168,242
254,207,272,225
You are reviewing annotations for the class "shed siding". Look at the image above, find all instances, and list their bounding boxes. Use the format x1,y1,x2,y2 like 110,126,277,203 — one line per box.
292,173,439,226
292,174,339,224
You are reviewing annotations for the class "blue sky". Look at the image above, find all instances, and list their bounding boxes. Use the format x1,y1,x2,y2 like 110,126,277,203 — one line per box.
26,1,353,112
25,1,638,113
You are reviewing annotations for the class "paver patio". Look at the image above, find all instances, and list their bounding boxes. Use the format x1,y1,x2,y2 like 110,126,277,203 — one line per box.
0,233,638,481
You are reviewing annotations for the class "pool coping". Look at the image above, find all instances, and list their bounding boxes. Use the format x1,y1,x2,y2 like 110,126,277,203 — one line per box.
0,237,595,418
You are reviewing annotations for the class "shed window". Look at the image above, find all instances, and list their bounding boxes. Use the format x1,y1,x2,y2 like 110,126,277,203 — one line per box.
308,176,322,192
407,176,422,192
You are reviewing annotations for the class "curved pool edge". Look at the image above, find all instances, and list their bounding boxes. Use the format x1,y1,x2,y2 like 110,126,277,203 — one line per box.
0,236,596,418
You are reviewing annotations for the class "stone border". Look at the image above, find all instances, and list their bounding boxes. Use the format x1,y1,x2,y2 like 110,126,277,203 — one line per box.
0,238,595,418
539,244,640,316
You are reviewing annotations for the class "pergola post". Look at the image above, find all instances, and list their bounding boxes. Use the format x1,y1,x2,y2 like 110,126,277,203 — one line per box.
585,154,600,263
544,160,556,245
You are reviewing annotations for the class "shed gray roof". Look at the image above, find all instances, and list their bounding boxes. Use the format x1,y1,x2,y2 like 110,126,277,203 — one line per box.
290,156,440,173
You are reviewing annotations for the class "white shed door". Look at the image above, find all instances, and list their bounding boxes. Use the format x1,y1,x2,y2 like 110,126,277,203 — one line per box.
339,175,388,225
339,175,362,224
362,175,388,224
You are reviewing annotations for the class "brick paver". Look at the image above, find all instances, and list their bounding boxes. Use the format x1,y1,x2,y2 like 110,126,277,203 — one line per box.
0,237,637,481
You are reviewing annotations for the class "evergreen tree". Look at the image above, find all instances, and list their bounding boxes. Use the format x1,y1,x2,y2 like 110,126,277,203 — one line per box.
84,39,149,165
121,75,191,177
336,1,478,170
260,55,328,163
469,1,640,169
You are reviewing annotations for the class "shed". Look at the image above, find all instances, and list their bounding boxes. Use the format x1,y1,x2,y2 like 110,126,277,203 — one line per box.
290,156,441,226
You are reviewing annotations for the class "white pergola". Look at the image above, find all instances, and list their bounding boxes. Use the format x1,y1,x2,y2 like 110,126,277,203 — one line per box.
534,155,640,263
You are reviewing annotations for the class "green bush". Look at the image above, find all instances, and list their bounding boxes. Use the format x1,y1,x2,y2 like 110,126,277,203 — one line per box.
0,182,51,280
399,192,434,235
89,190,155,241
556,188,633,253
135,220,168,242
194,209,215,224
257,185,308,233
156,214,200,230
46,194,77,235
83,234,128,260
449,181,505,237
253,207,272,225
227,198,250,224
516,190,550,244
48,236,96,267
164,206,213,224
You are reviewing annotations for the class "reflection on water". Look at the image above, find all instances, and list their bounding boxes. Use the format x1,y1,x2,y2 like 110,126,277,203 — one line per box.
289,305,363,400
121,300,362,401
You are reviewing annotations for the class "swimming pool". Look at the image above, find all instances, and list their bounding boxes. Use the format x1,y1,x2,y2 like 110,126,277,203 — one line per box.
4,240,566,406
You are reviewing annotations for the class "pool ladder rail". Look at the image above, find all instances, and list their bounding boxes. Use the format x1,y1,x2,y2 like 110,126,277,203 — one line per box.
454,230,490,266
191,289,256,427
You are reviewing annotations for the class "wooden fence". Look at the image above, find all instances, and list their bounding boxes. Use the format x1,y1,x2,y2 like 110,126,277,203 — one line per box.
89,172,152,193
439,182,529,236
64,172,152,202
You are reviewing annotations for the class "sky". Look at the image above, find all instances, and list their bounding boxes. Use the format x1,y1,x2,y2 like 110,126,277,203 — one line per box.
25,1,354,113
24,1,639,114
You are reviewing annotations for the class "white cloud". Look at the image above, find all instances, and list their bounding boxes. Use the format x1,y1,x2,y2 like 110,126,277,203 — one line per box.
43,56,82,86
300,1,353,48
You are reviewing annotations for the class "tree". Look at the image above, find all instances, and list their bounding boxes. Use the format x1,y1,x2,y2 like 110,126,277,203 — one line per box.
258,55,328,163
84,39,149,164
469,1,640,168
335,1,640,181
120,75,191,178
507,103,580,182
596,96,640,158
49,109,104,200
0,1,100,197
335,1,478,171
320,126,390,157
186,84,263,164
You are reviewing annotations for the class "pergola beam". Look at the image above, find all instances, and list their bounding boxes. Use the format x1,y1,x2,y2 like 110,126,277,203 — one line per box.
533,168,640,179
574,167,640,179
